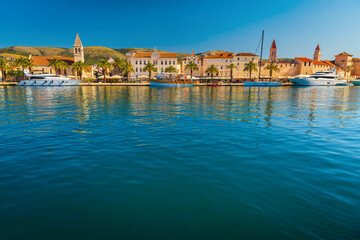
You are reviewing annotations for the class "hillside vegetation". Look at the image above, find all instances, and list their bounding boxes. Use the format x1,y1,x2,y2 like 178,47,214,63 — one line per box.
0,46,226,65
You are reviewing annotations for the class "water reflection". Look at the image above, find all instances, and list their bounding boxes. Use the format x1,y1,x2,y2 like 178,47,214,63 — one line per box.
0,86,360,132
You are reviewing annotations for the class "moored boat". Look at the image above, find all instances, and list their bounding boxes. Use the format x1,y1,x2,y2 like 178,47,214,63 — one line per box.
150,73,199,87
243,30,282,87
19,73,80,86
290,70,347,86
351,78,360,86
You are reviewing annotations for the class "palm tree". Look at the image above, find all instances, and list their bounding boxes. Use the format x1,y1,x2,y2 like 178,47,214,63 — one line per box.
121,61,135,82
112,58,124,75
58,60,69,75
48,58,61,75
14,57,28,76
226,63,238,83
98,59,112,83
22,58,35,74
244,60,258,80
264,62,280,80
72,61,86,80
185,61,199,80
0,59,10,81
143,62,157,80
165,66,178,73
205,64,219,81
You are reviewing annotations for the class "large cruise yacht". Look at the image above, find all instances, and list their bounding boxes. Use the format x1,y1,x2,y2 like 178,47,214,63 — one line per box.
18,73,81,86
290,70,347,86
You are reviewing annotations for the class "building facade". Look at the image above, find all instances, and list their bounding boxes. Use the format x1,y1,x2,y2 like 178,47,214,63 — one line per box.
182,50,203,77
126,49,177,77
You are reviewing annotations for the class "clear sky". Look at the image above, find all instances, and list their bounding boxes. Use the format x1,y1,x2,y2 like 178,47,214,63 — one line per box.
2,0,360,60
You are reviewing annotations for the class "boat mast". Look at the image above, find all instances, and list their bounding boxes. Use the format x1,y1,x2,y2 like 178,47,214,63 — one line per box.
258,30,264,80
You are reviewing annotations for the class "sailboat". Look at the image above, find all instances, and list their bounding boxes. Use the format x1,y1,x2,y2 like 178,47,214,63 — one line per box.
244,31,282,86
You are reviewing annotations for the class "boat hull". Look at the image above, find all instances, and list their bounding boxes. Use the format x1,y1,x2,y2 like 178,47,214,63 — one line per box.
290,78,346,86
244,81,281,86
351,80,360,86
18,79,81,86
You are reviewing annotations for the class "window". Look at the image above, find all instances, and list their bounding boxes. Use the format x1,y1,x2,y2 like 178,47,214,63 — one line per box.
184,61,186,64
165,61,167,65
161,61,163,65
237,57,240,61
173,61,175,65
140,68,143,72
140,61,142,65
136,68,138,72
135,61,138,65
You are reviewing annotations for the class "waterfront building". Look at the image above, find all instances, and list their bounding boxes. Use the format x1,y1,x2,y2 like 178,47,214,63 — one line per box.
30,56,75,75
181,50,203,77
262,42,334,78
126,48,177,77
202,52,234,78
233,53,259,78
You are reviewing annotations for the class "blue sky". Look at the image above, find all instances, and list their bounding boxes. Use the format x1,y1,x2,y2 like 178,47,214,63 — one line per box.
2,0,360,59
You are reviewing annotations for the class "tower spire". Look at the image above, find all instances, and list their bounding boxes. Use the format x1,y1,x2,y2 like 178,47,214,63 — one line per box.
74,33,83,47
73,33,84,62
192,49,195,57
269,39,277,62
314,43,321,61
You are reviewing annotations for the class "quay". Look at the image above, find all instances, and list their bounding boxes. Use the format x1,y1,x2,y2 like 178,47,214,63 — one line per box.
0,82,293,87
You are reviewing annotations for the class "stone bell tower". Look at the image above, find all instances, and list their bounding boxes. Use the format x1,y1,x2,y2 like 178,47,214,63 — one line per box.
314,44,321,61
74,33,84,62
269,39,277,62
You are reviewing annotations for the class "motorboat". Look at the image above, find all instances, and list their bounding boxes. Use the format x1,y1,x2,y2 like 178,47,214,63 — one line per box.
19,72,80,86
290,70,347,86
351,77,360,86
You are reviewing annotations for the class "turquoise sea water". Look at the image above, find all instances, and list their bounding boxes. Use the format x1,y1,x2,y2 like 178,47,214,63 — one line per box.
0,86,359,240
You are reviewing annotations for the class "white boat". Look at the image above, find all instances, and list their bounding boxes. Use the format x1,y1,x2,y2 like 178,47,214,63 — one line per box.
290,70,347,86
18,73,80,86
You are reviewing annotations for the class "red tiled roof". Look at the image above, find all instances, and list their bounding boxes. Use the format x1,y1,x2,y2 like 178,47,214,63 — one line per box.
31,56,74,66
235,53,258,57
295,57,313,62
203,52,234,59
271,39,277,49
134,52,177,58
296,57,332,66
336,52,353,57
352,58,360,61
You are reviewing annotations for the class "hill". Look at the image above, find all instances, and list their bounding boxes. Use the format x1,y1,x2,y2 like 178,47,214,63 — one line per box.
0,46,226,65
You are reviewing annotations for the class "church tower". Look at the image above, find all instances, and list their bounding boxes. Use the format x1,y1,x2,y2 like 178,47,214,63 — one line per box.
314,44,321,61
74,33,84,62
269,39,277,62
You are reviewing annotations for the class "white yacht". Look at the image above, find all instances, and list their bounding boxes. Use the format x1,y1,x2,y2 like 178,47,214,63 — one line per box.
19,73,81,86
290,70,347,86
